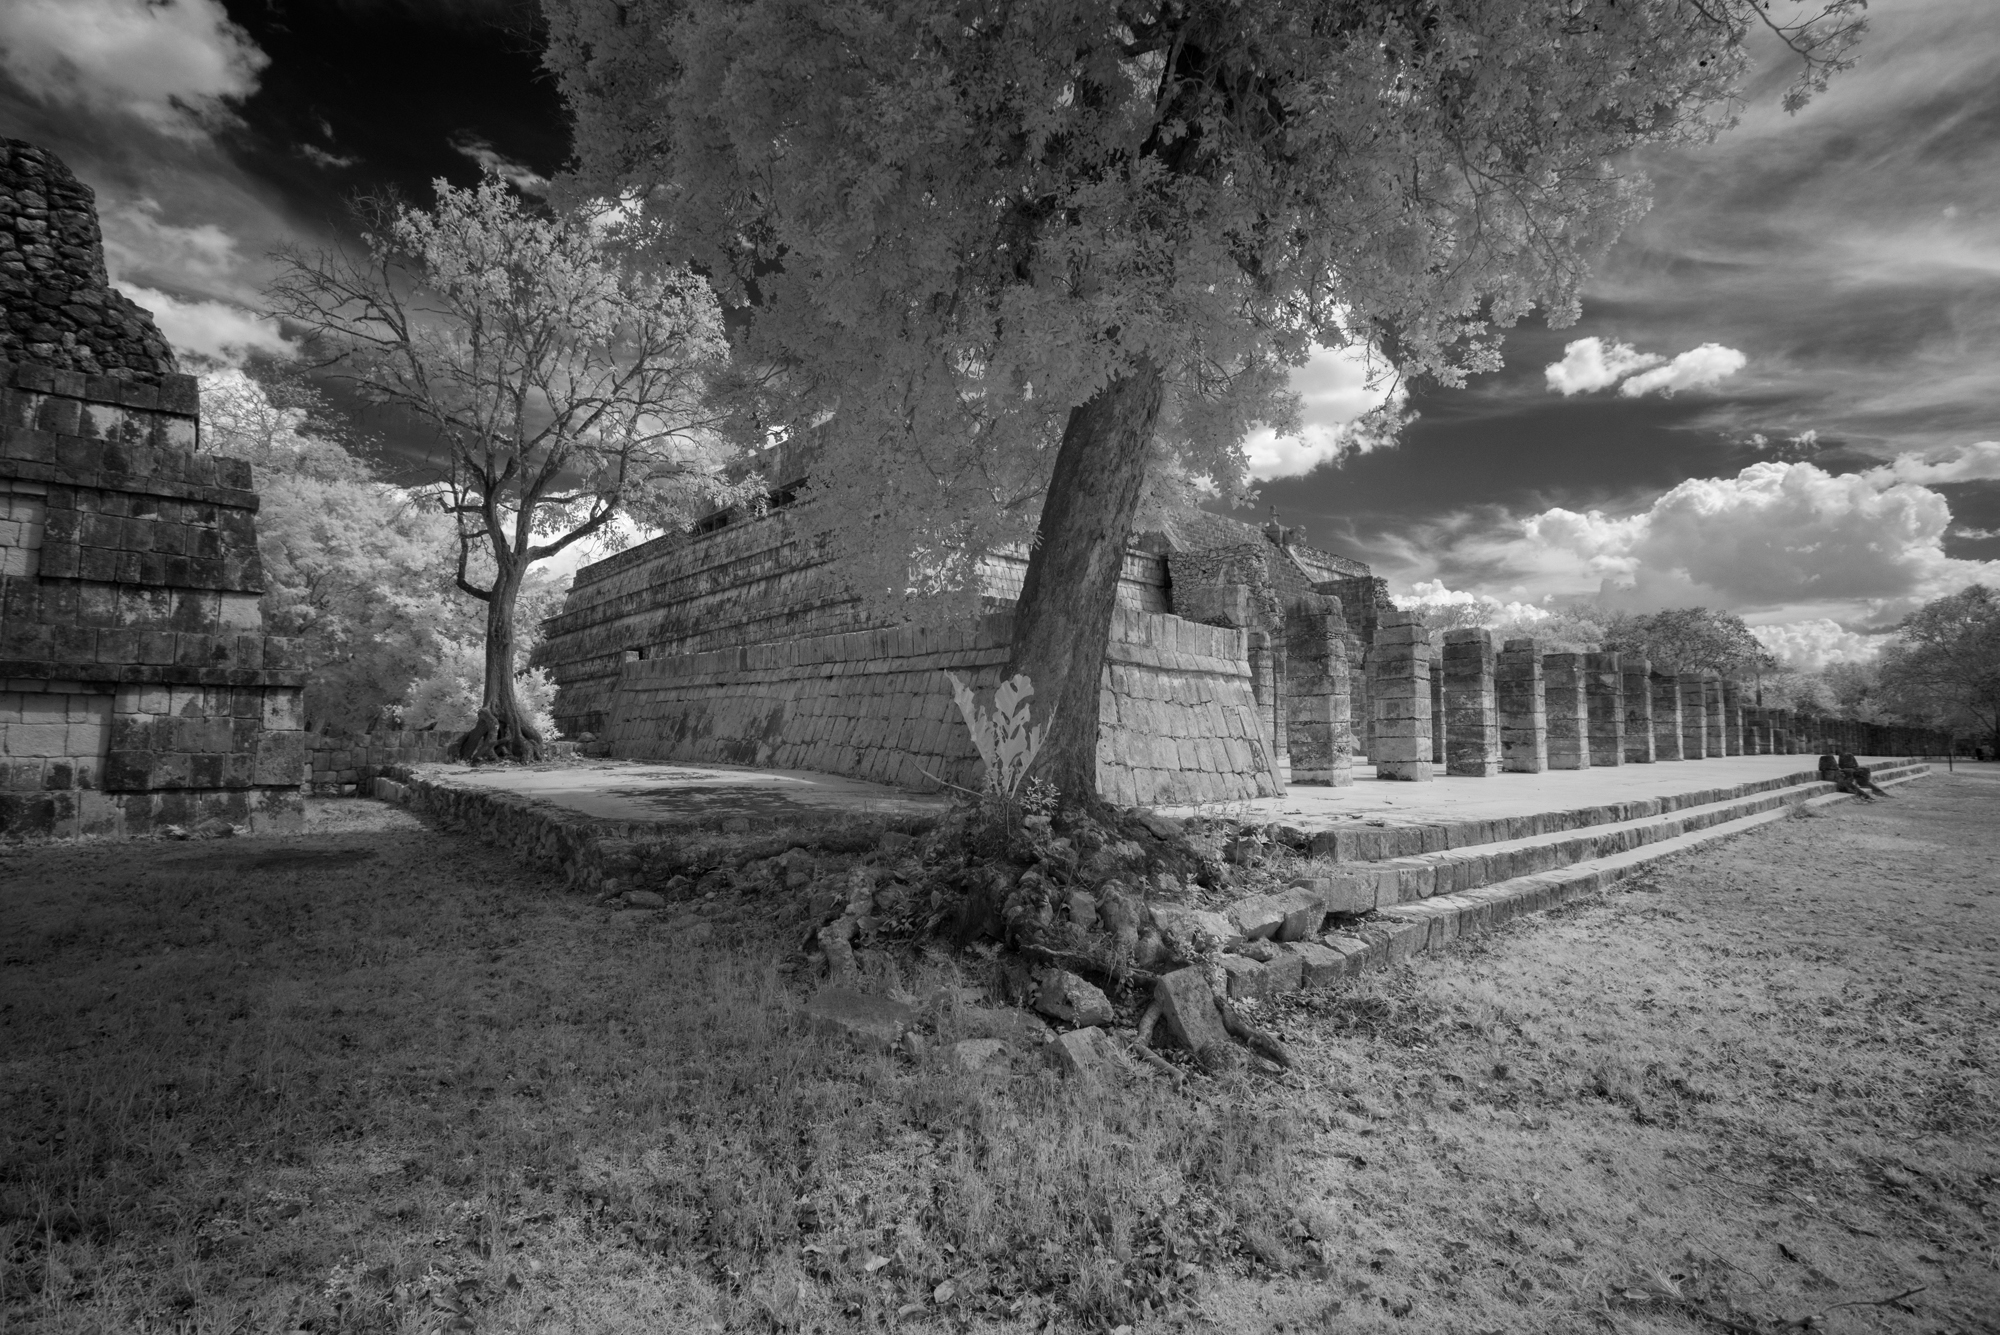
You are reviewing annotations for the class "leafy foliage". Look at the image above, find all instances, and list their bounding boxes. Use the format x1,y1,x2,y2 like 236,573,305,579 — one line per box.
545,0,1863,625
948,672,1051,798
1601,607,1778,677
267,176,742,748
1878,585,2000,745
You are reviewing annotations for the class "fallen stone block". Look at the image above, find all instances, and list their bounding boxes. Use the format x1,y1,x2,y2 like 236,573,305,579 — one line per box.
622,889,666,909
1279,940,1345,989
1151,905,1240,960
1034,969,1116,1027
956,1006,1052,1047
1230,885,1330,941
1046,1026,1126,1086
949,1038,1013,1072
1155,966,1232,1055
1222,950,1304,1002
806,987,917,1051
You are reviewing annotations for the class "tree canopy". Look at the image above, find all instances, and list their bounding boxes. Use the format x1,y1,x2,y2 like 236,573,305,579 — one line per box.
541,0,1862,800
546,0,1860,604
268,177,739,757
1878,585,2000,747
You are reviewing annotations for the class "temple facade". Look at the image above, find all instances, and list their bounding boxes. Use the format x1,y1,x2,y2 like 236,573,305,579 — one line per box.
0,140,306,839
534,477,1394,806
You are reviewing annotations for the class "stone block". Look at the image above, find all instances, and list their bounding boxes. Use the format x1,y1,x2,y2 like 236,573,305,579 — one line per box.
1033,968,1115,1027
805,987,917,1051
1154,967,1232,1056
1278,940,1344,988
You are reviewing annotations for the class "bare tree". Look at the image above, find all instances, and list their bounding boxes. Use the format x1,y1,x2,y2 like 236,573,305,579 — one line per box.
269,176,737,759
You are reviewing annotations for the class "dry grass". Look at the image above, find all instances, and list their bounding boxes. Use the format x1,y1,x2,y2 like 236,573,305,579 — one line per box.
1202,768,2000,1334
0,804,1300,1334
4,770,1996,1334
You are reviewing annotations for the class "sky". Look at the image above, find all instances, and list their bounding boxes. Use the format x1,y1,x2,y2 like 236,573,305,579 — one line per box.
1,0,1995,670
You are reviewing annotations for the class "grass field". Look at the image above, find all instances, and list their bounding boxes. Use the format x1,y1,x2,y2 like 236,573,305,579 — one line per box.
3,770,1995,1334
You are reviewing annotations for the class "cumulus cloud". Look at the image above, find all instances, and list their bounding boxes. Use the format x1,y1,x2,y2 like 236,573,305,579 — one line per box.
117,284,293,366
99,197,248,294
1750,619,1883,671
1543,338,1663,396
0,0,267,140
1868,440,2000,486
449,133,549,195
1395,579,1552,626
1416,459,2000,627
1617,343,1748,398
1241,342,1404,479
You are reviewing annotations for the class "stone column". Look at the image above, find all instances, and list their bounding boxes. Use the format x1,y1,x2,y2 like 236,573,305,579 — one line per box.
1740,705,1762,755
1543,652,1590,770
1285,608,1354,786
1442,628,1499,777
1584,651,1625,767
1650,671,1683,760
1678,673,1708,759
1703,674,1725,758
1430,650,1446,767
1622,656,1655,763
1246,630,1291,787
1496,638,1546,773
1721,679,1745,755
1370,610,1433,781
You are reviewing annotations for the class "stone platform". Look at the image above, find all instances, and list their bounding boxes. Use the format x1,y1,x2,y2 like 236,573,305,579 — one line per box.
411,752,1914,836
415,758,952,826
1158,753,1916,831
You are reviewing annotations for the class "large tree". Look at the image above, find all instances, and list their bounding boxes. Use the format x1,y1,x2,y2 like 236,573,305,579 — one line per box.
543,0,1861,803
1878,585,2000,749
269,177,736,759
1601,606,1777,678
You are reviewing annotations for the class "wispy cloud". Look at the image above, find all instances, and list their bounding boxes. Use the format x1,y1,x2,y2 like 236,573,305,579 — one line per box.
116,284,293,366
0,0,266,140
1617,343,1747,398
449,132,548,195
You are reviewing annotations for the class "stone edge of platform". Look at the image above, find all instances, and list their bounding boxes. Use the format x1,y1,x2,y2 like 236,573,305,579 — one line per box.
1315,764,1932,981
1299,761,1930,862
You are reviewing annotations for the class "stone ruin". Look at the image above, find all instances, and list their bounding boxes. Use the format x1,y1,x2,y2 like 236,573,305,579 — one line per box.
0,140,305,839
535,449,1945,802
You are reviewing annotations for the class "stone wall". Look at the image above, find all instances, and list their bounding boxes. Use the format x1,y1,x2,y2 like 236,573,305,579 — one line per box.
0,142,304,839
0,141,180,384
602,607,1281,807
535,498,1172,738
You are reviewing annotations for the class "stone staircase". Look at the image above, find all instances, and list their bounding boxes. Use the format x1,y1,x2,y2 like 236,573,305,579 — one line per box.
1213,761,1932,1000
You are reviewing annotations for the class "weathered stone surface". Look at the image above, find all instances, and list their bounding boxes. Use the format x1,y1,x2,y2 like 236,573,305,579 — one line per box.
1033,969,1116,1027
1155,967,1232,1055
956,1006,1051,1047
806,987,917,1050
623,889,666,909
1279,940,1345,988
1151,904,1240,959
949,1038,1013,1072
1046,1026,1124,1084
1221,950,1302,1002
1228,884,1328,942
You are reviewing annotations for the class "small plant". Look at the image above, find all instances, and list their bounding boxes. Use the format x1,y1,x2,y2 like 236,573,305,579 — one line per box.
947,671,1052,798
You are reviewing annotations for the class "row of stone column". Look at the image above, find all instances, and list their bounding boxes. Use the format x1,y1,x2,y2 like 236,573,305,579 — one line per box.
1363,611,1945,782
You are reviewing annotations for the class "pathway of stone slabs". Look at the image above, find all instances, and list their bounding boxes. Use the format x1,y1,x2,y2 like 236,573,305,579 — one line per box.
435,752,1890,833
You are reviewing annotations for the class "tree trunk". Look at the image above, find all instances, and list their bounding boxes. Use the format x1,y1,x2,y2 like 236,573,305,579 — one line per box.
478,559,542,762
1006,359,1166,807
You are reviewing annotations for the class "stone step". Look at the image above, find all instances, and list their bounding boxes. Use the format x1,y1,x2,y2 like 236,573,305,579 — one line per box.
1300,761,1929,863
1323,760,1928,910
1210,765,1930,1005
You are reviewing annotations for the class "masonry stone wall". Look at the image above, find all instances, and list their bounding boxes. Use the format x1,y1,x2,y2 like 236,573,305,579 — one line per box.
601,607,1281,807
536,499,1172,739
0,141,304,839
